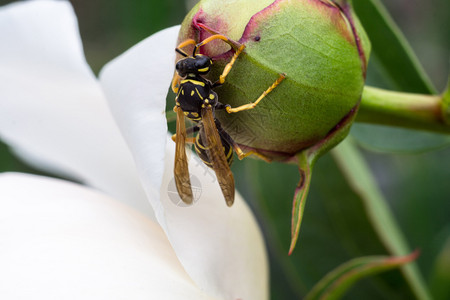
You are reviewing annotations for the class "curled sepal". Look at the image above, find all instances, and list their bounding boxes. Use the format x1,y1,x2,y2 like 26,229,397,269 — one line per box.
304,251,420,300
289,104,360,254
289,151,313,255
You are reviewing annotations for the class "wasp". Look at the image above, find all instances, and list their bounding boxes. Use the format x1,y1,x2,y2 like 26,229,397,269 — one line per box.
171,34,285,206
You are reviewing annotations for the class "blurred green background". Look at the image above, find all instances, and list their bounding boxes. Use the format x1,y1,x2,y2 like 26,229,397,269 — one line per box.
0,0,449,299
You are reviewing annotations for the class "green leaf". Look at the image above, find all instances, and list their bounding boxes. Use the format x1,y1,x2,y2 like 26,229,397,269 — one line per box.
429,233,450,300
351,0,436,94
331,138,432,300
350,123,450,153
350,1,449,153
234,154,420,299
305,252,420,300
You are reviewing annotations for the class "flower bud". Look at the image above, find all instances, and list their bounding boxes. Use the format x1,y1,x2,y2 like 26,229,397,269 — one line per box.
177,0,370,160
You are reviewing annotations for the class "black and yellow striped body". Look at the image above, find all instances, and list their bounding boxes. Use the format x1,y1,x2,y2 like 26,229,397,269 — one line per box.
175,75,218,122
173,48,236,206
195,126,234,169
175,74,233,170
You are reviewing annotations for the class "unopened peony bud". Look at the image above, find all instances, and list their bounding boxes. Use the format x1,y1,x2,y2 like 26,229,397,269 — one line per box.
177,0,370,160
175,0,371,253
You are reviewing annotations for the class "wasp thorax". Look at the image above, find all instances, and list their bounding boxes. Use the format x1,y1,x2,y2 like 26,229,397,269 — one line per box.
177,0,371,160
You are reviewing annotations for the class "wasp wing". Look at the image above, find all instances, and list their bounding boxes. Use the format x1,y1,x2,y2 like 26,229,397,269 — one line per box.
202,106,235,206
174,107,193,204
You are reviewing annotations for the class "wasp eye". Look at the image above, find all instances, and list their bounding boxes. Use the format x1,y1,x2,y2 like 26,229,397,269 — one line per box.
175,60,187,76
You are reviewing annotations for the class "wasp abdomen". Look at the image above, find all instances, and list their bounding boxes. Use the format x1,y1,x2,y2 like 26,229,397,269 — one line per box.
195,128,233,168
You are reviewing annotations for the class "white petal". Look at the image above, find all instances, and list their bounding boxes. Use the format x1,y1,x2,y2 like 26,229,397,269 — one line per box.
99,26,268,299
99,26,177,216
0,173,211,299
0,0,151,216
160,139,269,300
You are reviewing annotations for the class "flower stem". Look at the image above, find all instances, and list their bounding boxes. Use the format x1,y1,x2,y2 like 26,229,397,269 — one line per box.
357,85,449,134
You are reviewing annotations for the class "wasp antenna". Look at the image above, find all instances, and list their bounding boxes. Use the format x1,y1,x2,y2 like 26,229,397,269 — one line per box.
176,48,188,57
193,45,200,56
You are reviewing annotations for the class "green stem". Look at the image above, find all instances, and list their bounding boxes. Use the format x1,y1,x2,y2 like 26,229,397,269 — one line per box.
332,139,432,300
358,85,449,133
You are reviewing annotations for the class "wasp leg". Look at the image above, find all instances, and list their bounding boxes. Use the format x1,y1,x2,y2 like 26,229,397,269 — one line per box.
171,72,182,93
235,148,272,163
171,133,196,144
194,34,242,54
171,134,196,144
171,125,199,143
214,44,246,86
226,73,286,113
192,34,245,87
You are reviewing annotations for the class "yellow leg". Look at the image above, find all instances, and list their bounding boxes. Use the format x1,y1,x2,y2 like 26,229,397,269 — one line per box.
193,34,245,85
194,34,241,54
218,44,245,85
226,73,286,113
171,133,196,144
234,145,272,162
171,72,181,93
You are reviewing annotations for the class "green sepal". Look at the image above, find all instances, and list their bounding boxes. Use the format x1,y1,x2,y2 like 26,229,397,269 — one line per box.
289,104,359,253
289,151,312,255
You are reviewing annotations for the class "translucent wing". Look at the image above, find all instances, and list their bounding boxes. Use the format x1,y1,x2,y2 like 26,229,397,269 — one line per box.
174,107,193,204
202,106,235,206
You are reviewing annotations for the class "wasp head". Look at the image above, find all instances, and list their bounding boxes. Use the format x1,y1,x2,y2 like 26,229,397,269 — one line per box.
175,54,212,77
